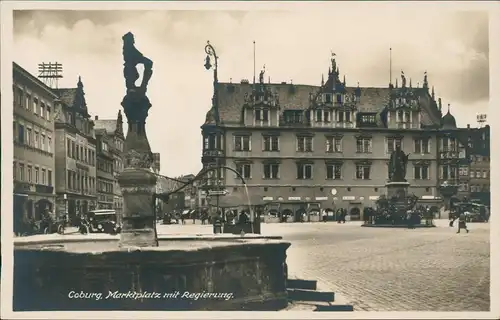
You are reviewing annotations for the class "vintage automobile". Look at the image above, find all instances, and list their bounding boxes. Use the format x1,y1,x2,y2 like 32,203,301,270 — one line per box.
84,209,121,234
453,202,489,223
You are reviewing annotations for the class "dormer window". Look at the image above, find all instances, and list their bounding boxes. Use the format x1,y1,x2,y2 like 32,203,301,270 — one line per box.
362,115,376,123
336,94,342,103
315,110,323,122
404,111,411,122
254,109,269,125
314,110,331,123
337,111,351,122
284,110,304,124
324,93,332,103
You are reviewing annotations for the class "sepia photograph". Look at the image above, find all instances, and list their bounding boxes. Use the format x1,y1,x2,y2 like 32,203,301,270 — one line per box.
1,1,498,318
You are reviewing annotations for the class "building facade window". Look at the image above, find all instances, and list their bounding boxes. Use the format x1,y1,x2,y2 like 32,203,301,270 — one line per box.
326,136,342,153
41,134,46,151
40,102,45,119
41,169,46,185
47,137,52,153
26,128,32,146
263,136,279,151
236,163,251,179
413,164,429,180
18,124,25,144
255,109,269,123
414,138,430,154
34,131,39,149
234,135,251,151
458,182,469,192
297,163,313,180
263,163,279,179
441,137,457,152
48,170,52,186
386,137,403,154
34,167,39,183
315,110,331,122
25,94,31,111
459,166,469,176
326,164,342,180
356,138,372,153
19,163,25,181
355,164,371,180
440,165,457,180
297,136,313,152
33,98,38,116
27,165,32,182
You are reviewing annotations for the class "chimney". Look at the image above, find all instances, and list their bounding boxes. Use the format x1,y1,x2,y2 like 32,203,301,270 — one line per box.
95,115,98,120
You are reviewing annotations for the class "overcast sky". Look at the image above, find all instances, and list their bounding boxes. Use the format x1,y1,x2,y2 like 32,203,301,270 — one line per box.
12,5,489,177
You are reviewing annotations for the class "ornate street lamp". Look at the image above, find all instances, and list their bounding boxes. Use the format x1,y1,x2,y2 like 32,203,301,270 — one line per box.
204,41,222,214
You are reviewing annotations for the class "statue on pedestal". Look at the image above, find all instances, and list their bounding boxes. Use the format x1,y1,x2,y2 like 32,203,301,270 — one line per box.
121,32,154,140
388,144,409,182
120,32,155,170
118,33,158,247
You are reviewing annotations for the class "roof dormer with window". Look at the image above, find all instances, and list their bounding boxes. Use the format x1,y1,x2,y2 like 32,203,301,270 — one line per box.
242,65,280,127
386,70,421,130
309,54,359,129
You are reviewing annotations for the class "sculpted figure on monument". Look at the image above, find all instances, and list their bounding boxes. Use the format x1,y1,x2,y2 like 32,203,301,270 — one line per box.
122,32,153,93
388,143,409,182
121,32,154,126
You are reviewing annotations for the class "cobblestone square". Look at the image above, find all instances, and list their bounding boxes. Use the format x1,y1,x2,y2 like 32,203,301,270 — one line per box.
278,221,490,311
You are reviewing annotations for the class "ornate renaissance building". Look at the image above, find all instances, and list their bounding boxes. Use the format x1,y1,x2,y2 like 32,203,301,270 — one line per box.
53,77,98,223
200,55,465,220
94,112,125,215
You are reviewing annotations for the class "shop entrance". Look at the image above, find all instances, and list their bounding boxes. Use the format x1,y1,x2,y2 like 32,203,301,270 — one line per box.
349,207,361,221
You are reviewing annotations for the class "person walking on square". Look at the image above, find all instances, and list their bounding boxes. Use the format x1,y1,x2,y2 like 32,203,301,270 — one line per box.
457,212,469,234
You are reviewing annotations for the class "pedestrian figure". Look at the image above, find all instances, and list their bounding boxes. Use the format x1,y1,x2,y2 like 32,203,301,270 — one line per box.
322,210,327,222
213,211,223,234
341,209,347,223
457,213,469,233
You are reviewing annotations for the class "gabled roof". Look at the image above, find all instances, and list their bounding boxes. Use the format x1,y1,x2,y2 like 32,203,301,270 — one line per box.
211,82,438,126
94,120,118,135
53,88,77,107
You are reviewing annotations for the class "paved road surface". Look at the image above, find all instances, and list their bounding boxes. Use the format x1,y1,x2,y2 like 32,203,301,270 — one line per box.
279,220,490,312
37,220,490,311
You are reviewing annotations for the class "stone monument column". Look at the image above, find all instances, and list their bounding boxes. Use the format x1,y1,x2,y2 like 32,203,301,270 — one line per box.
118,32,158,247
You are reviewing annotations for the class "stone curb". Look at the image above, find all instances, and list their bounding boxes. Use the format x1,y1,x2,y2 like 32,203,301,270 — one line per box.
361,224,436,228
14,234,283,246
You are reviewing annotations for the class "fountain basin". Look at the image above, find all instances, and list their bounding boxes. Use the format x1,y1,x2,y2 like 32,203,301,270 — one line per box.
14,236,290,311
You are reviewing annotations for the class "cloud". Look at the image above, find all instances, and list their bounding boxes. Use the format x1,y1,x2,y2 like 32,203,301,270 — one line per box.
12,7,489,176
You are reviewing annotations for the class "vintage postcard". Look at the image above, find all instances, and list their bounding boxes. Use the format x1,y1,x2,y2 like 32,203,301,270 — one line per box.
1,1,498,319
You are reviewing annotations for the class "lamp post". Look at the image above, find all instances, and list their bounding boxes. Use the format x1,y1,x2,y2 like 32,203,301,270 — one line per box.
204,40,222,216
63,193,67,218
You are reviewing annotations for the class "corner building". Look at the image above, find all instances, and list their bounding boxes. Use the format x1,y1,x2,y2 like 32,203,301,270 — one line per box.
201,57,452,220
13,62,58,224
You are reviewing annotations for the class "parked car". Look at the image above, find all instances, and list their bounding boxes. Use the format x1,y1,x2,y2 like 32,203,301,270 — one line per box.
83,209,121,234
